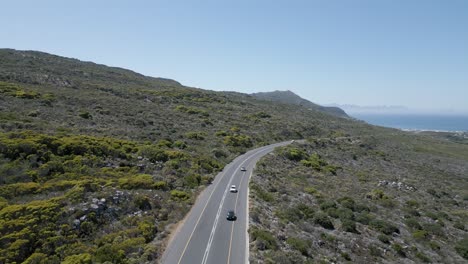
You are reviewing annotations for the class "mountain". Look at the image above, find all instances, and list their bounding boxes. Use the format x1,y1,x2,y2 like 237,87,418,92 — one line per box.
0,49,467,263
0,49,364,263
329,103,410,114
251,90,349,118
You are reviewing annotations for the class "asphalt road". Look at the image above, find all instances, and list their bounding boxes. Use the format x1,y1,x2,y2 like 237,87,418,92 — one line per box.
161,141,292,264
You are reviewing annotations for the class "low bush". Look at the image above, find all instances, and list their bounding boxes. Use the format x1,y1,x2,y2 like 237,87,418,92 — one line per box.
170,190,190,201
355,212,374,225
251,228,278,250
223,134,253,148
286,237,310,256
455,237,468,259
392,243,406,257
341,219,358,233
405,217,422,230
412,230,429,240
415,251,431,263
314,212,334,230
118,174,155,189
369,219,399,235
377,234,390,244
283,147,307,161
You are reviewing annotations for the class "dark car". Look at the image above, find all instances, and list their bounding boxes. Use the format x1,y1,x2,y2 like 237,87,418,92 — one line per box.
226,210,237,221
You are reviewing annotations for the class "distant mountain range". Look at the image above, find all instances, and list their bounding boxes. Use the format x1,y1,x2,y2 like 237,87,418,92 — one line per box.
328,104,410,114
251,90,349,118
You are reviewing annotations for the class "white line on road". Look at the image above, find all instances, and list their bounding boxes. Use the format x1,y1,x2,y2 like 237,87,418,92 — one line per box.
200,157,253,264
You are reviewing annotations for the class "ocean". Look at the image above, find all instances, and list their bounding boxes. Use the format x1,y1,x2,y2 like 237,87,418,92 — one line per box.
350,113,468,132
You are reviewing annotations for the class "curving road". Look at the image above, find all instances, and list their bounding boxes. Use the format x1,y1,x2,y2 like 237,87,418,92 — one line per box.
161,141,292,264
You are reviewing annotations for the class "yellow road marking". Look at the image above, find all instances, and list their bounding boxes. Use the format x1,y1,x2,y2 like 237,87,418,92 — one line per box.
177,153,256,264
227,169,245,264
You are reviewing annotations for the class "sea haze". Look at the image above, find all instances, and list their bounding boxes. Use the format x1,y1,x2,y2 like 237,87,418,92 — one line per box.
351,113,468,132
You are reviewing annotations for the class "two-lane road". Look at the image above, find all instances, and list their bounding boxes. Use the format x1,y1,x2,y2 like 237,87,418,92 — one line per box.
161,141,292,264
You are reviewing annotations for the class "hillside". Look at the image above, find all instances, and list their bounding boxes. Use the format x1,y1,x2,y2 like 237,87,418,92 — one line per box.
0,49,366,263
1,49,466,264
249,132,468,263
251,90,349,118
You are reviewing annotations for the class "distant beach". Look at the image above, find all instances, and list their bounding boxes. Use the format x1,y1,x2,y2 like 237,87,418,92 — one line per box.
350,113,468,132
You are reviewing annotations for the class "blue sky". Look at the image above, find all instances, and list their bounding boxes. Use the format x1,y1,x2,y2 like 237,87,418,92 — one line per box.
2,0,468,113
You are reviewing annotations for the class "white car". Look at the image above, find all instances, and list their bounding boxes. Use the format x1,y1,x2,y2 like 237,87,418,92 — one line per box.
229,185,238,193
240,167,246,171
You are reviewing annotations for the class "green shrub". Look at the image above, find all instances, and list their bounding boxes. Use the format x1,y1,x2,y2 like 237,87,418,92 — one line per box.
0,197,8,210
0,82,21,94
215,130,228,137
337,196,356,211
251,184,274,203
355,212,374,225
341,252,352,261
341,219,358,233
154,181,167,190
369,245,381,257
422,223,444,236
377,234,390,244
391,243,406,257
251,228,278,250
134,195,152,211
138,221,157,243
253,111,271,118
78,111,92,119
157,139,172,148
412,230,429,240
429,241,440,251
22,253,49,264
405,217,422,230
286,237,310,256
326,208,339,218
403,207,421,217
337,208,354,221
304,186,319,196
366,189,389,200
454,221,465,231
455,237,468,259
63,253,92,264
65,185,85,201
173,140,187,149
183,174,202,188
319,200,337,211
186,131,206,140
223,134,253,147
415,251,431,263
276,204,314,223
94,244,125,263
283,147,307,161
324,165,338,175
170,190,190,200
139,146,168,162
296,203,315,219
118,174,155,189
405,200,419,208
369,219,399,235
314,212,334,230
14,90,40,99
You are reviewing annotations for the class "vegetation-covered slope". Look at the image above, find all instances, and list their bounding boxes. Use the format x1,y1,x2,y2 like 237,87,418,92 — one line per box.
249,130,468,263
0,49,366,263
251,90,349,118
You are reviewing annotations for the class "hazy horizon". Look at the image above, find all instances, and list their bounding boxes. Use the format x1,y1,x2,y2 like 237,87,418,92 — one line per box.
2,0,467,113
